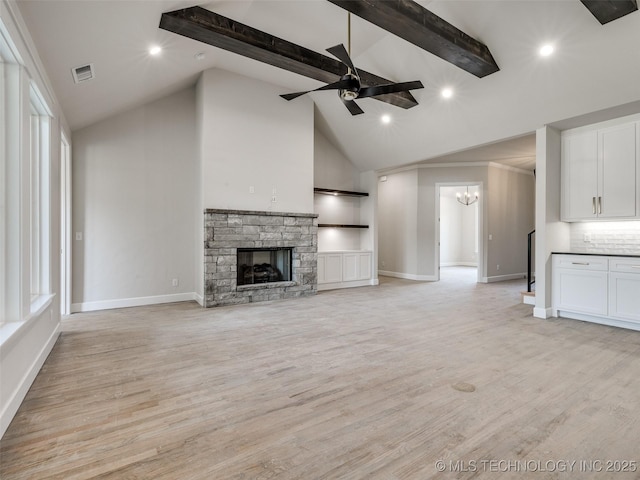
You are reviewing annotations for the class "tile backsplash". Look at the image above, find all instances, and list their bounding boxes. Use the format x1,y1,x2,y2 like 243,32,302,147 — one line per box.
570,222,640,255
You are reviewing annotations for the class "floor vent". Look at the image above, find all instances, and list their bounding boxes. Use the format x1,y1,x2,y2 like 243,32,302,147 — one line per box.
71,64,95,84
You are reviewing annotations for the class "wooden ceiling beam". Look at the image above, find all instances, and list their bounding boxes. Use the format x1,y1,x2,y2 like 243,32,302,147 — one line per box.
327,0,499,78
159,7,418,109
580,0,638,24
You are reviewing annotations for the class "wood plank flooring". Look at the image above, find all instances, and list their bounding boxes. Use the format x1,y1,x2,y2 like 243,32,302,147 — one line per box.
2,268,640,479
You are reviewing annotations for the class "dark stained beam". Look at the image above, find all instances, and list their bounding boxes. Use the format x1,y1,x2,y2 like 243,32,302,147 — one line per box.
580,0,637,24
327,0,499,78
159,7,418,109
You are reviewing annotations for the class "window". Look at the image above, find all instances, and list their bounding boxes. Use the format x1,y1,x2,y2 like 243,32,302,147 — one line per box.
29,87,51,304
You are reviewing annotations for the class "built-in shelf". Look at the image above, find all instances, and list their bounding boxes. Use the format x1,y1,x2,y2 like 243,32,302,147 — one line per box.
318,224,369,229
314,187,369,197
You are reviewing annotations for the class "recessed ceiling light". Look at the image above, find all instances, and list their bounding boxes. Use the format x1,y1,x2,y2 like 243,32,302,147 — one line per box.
149,46,162,56
441,87,453,99
539,44,554,57
381,114,391,124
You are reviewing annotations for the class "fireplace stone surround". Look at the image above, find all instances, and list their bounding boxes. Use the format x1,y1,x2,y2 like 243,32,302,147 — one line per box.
204,209,318,307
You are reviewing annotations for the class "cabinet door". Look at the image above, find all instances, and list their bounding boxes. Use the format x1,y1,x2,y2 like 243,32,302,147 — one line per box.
358,253,372,280
318,253,343,284
609,273,640,322
343,253,359,281
562,130,598,220
599,123,637,218
554,268,608,316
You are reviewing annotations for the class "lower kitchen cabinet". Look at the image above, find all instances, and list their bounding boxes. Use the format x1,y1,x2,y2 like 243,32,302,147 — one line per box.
552,254,640,330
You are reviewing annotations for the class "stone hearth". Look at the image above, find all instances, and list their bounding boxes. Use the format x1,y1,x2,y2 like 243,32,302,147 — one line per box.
204,209,318,307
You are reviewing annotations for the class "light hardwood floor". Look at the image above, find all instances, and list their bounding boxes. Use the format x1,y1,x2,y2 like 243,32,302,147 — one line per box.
2,269,640,479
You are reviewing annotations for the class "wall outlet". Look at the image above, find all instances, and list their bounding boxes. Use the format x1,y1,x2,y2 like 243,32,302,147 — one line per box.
271,195,277,202
75,232,82,241
249,186,255,194
496,264,500,271
583,233,592,243
172,278,179,287
488,234,493,241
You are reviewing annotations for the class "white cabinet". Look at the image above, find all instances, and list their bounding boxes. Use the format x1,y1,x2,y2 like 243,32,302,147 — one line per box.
553,256,608,316
609,258,640,323
318,251,372,290
317,253,342,284
562,120,638,221
552,254,640,330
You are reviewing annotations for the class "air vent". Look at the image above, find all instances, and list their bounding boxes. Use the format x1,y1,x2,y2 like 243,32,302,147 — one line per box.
71,63,95,84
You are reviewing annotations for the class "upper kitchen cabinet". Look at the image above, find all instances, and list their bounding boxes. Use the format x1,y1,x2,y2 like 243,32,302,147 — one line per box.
562,118,638,221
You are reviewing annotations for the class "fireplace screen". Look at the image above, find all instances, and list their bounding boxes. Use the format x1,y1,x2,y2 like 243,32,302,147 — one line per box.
237,248,292,286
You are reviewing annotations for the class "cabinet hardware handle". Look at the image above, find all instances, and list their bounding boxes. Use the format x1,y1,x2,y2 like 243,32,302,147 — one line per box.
571,262,590,265
598,196,602,214
592,197,596,214
631,266,640,269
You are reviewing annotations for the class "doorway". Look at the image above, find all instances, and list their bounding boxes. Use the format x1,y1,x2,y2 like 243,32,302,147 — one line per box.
436,183,483,283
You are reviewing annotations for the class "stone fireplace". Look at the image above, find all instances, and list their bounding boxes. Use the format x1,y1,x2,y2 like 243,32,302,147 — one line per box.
204,209,318,307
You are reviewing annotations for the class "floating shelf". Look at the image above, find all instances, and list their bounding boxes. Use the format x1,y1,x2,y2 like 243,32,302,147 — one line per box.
314,188,369,197
318,224,369,229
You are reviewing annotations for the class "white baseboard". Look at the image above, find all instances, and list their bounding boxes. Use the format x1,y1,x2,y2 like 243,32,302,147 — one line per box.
193,293,204,306
71,292,198,313
440,262,478,267
378,271,438,281
318,279,378,292
522,294,536,306
533,307,553,319
1,322,60,439
481,273,527,283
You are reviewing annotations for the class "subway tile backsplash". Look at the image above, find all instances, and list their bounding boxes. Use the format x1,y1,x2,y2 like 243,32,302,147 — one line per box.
570,222,640,255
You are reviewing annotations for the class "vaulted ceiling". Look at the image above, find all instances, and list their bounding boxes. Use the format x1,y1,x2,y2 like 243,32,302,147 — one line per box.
16,0,640,172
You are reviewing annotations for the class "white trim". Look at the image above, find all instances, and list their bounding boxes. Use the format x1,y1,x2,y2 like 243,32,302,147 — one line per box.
557,310,640,332
440,262,478,267
533,307,553,319
379,271,438,281
522,294,536,306
435,182,484,283
481,273,527,283
0,316,60,438
378,161,534,177
193,292,204,306
317,279,377,291
71,292,199,313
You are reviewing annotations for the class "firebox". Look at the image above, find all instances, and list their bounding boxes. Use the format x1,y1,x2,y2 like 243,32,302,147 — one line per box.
237,248,292,286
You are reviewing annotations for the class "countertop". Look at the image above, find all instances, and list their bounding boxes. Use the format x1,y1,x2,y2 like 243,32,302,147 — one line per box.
552,252,640,258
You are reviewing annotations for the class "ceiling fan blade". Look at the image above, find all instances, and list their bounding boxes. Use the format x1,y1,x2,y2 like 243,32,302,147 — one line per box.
280,78,355,101
358,81,424,99
280,91,311,101
342,98,364,115
327,44,358,76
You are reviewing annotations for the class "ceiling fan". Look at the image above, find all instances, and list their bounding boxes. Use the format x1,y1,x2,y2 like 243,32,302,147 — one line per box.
280,14,424,115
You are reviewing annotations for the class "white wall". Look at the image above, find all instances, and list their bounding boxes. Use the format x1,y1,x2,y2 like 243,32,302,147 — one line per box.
378,170,419,278
379,163,534,282
486,165,536,279
198,68,314,214
314,129,362,251
1,0,68,438
71,87,197,311
535,126,570,318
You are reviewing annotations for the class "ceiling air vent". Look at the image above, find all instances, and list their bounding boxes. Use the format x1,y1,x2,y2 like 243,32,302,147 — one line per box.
71,63,95,84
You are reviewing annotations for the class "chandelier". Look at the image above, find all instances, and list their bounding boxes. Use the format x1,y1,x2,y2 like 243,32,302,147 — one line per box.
456,186,479,206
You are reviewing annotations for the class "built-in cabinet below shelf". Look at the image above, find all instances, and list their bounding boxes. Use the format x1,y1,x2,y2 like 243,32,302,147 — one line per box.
318,251,373,291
